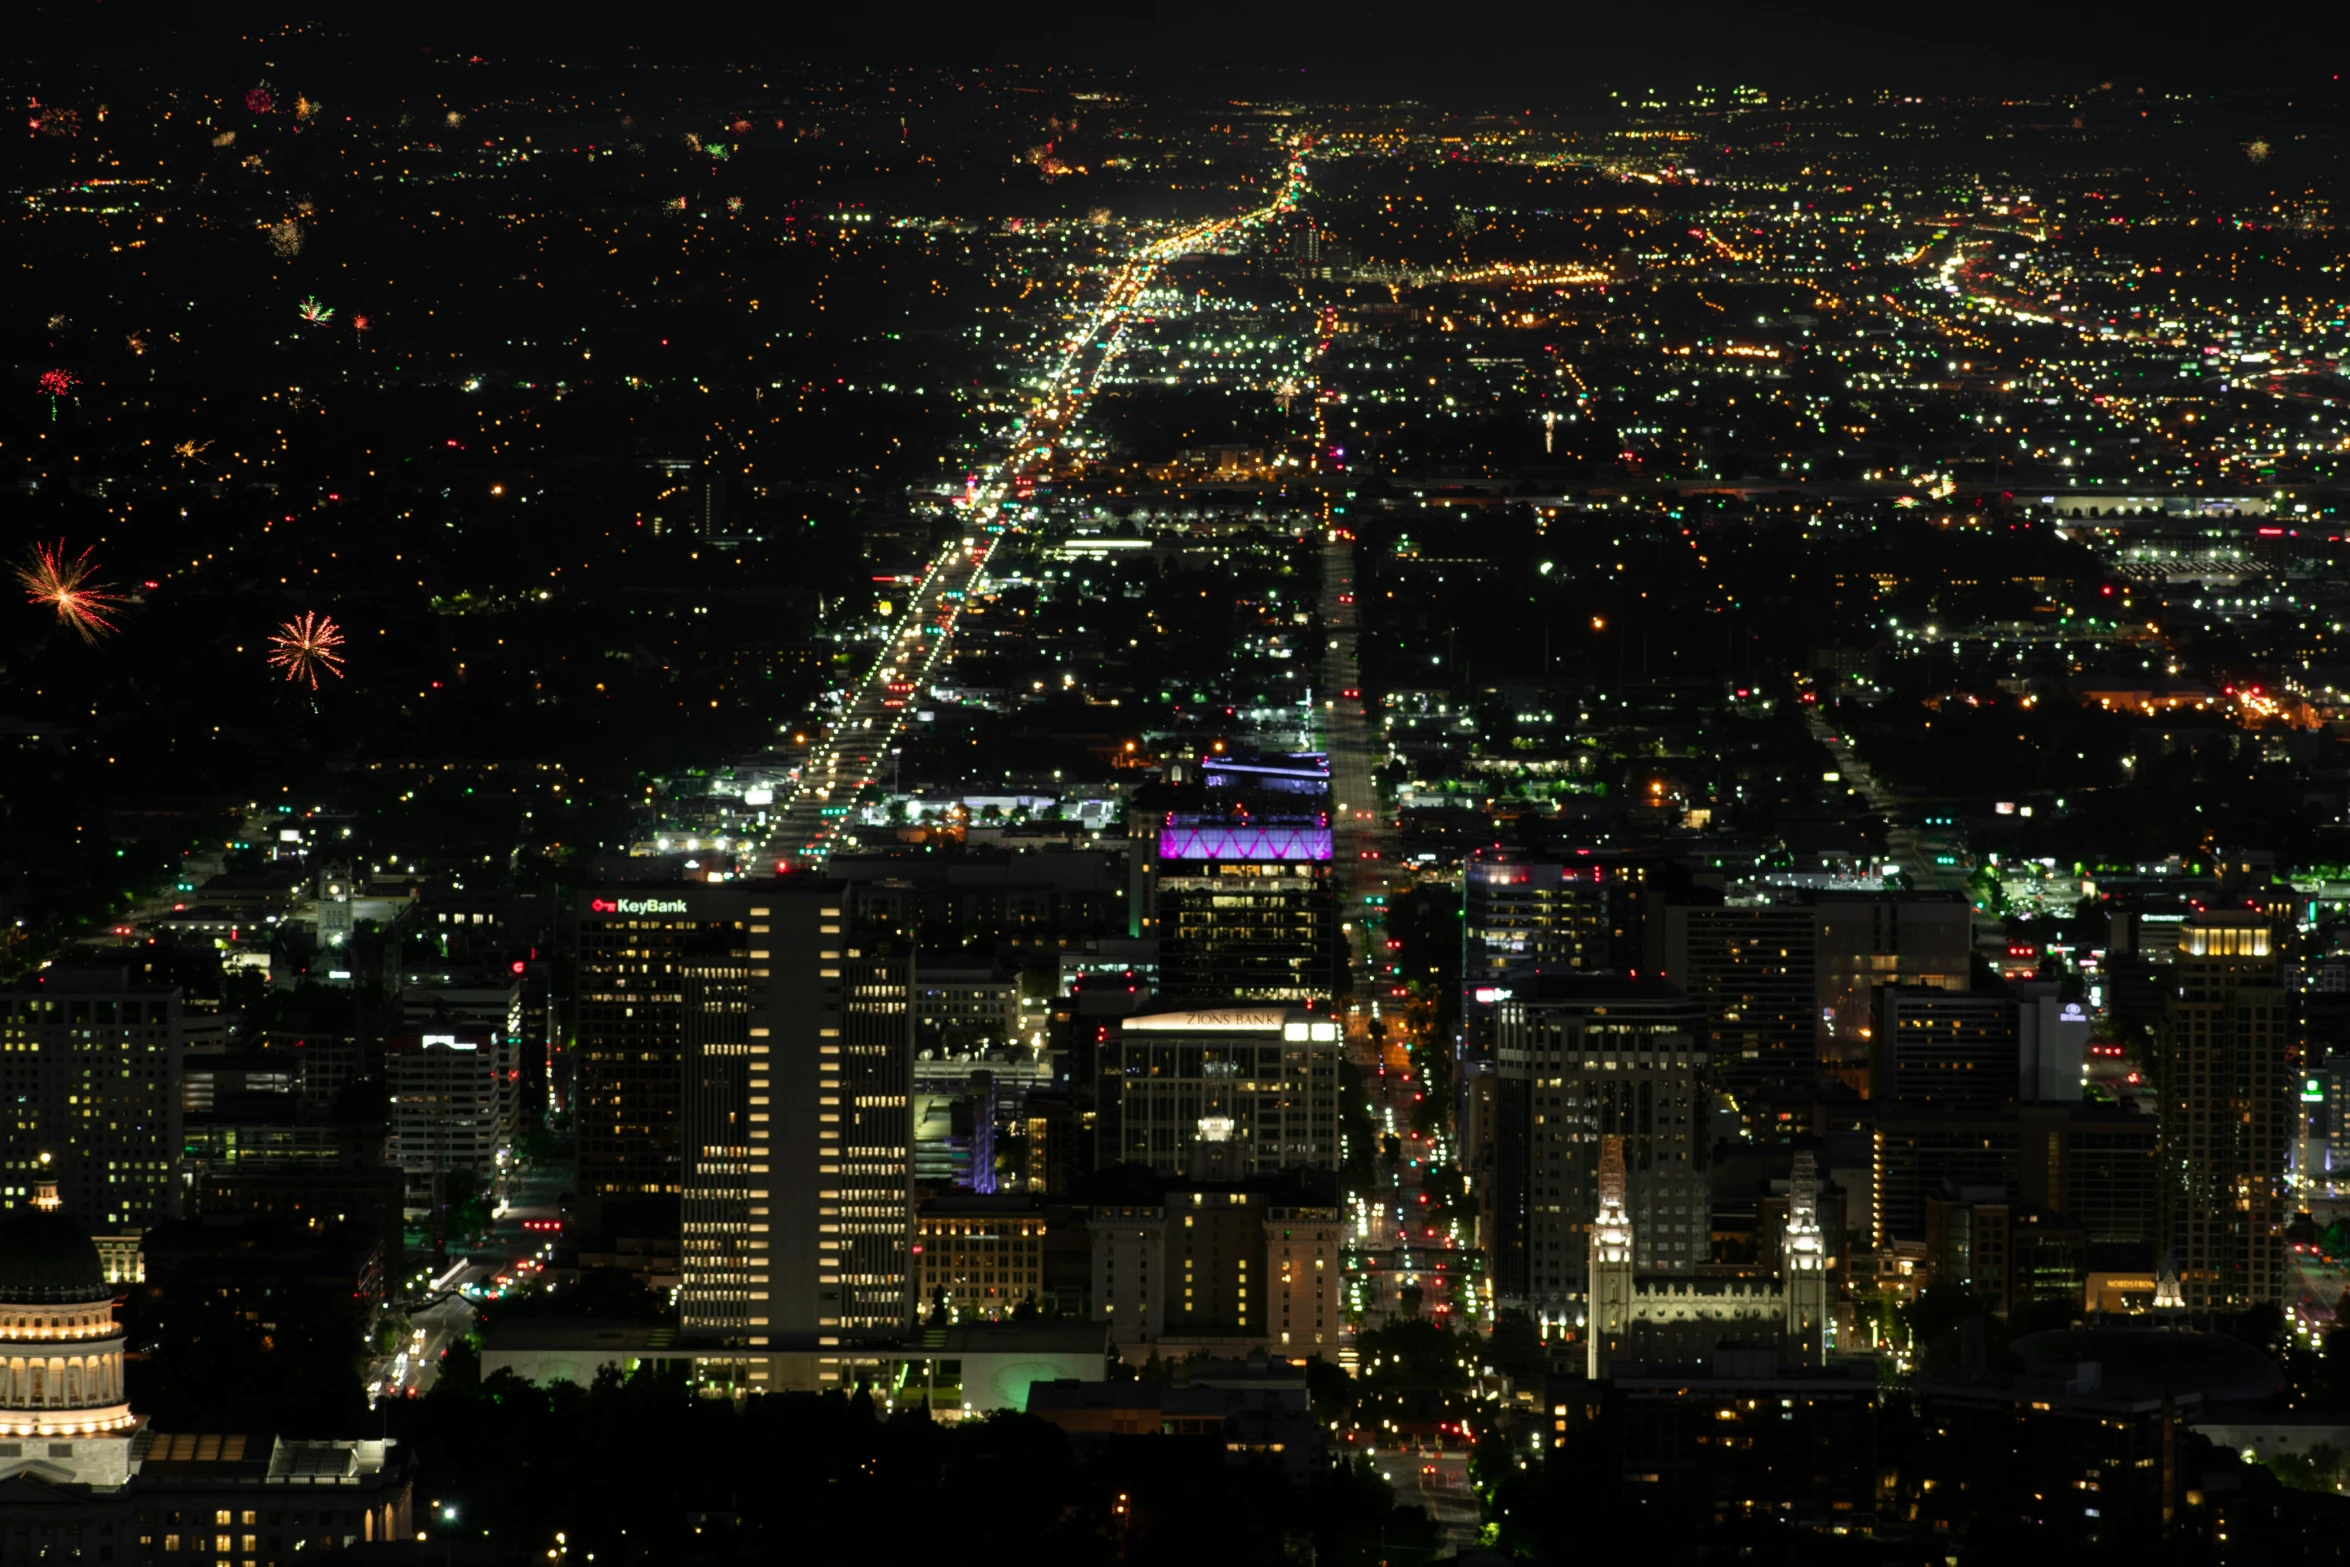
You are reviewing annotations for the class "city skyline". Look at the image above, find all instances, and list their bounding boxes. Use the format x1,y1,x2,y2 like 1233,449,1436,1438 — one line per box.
2,26,2349,1563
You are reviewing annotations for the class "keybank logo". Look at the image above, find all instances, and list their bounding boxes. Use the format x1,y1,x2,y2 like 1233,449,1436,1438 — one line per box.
590,897,690,915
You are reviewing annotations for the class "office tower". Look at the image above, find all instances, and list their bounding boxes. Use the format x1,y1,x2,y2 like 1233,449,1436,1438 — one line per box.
1147,815,1339,1004
1871,1102,2159,1250
576,887,759,1203
1663,904,1816,1120
2158,912,2287,1312
1811,892,1972,1083
0,969,184,1229
1090,1200,1166,1341
1460,847,1662,1049
384,1033,521,1203
1924,1193,2089,1318
912,967,1022,1054
1667,895,1973,1108
400,967,549,1121
675,884,916,1347
1023,1094,1077,1195
1097,1007,1339,1176
1873,988,2018,1110
1493,977,1709,1316
2012,980,2092,1103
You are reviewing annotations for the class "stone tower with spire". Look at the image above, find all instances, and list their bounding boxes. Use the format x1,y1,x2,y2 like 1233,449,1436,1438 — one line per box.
1585,1135,1635,1380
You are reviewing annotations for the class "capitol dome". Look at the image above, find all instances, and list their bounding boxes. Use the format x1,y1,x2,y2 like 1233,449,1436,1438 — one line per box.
0,1199,111,1306
0,1182,136,1442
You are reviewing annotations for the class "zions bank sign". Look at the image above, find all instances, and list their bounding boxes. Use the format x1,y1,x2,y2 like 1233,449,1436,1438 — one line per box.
590,897,690,916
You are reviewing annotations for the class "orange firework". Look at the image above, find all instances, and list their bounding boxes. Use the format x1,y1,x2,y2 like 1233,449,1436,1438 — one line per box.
16,540,122,642
268,611,346,688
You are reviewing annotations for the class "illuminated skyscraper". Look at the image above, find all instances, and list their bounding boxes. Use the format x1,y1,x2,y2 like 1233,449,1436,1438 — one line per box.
575,887,757,1203
1097,1006,1340,1176
675,885,916,1352
1663,904,1816,1124
2157,912,2287,1312
1461,847,1663,1051
1146,815,1340,1004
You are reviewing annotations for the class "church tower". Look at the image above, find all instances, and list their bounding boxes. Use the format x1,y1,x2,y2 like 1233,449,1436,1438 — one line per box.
1585,1135,1635,1380
1783,1151,1829,1364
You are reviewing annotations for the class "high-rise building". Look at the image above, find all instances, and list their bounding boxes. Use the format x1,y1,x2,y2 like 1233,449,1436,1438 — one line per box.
1870,1102,2159,1251
0,970,184,1230
576,886,760,1204
1923,1193,2089,1318
384,1033,521,1205
1491,977,1709,1316
1663,904,1816,1119
2157,912,2287,1311
1462,848,1660,979
674,883,916,1349
2012,980,2093,1103
1460,847,1662,1049
1666,894,1976,1114
1097,1007,1340,1177
1873,988,2018,1110
1811,892,1972,1083
1146,815,1340,1004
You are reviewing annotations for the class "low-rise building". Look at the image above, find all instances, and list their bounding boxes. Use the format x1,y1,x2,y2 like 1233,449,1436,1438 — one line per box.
915,1193,1048,1321
1088,1170,1342,1362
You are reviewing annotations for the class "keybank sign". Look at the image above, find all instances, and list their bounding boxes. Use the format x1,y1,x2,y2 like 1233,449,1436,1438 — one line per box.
590,897,691,916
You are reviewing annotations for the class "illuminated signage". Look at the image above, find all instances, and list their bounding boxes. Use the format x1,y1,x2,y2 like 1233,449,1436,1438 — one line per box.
2060,1003,2087,1023
2305,1077,2326,1104
589,897,690,916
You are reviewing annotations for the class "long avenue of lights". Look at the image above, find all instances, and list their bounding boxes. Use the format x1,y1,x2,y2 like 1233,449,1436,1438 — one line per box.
765,143,1315,865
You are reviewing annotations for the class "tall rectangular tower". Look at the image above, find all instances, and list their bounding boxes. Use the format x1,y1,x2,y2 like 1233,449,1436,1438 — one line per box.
1810,892,1972,1084
1873,988,2019,1110
2158,912,2287,1312
576,886,758,1204
1099,1007,1339,1176
675,885,916,1345
0,970,184,1230
1663,904,1816,1125
1151,816,1339,1005
1460,848,1662,1052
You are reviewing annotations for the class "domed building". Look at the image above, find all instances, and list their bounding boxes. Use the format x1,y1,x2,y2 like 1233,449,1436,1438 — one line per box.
0,1183,140,1488
0,1182,414,1551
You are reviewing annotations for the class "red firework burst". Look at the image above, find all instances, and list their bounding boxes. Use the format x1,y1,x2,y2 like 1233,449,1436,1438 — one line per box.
38,368,76,398
245,87,274,115
15,540,123,643
268,611,346,688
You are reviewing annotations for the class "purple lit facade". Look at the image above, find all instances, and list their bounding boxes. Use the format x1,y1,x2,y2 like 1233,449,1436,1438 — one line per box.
1158,821,1334,863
